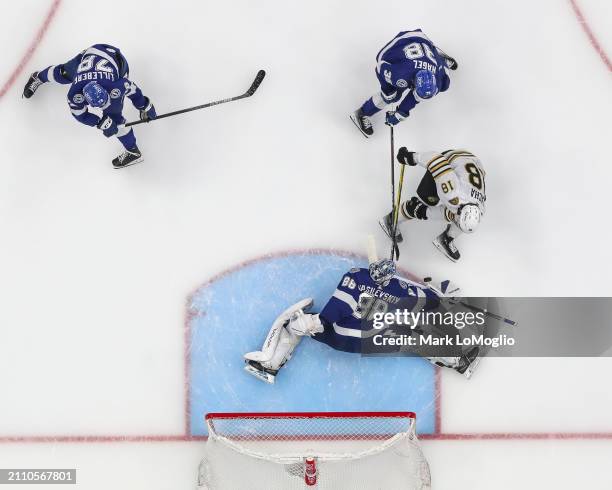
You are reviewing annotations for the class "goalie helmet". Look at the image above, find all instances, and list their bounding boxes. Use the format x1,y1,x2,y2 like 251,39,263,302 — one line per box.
369,258,396,284
414,70,438,100
83,81,109,108
457,204,481,233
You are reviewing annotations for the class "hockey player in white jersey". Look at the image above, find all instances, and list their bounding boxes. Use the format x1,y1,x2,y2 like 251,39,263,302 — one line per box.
243,259,480,383
381,148,486,262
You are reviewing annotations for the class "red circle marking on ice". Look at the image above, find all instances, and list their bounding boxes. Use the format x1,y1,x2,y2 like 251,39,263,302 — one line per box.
569,0,612,72
0,0,62,99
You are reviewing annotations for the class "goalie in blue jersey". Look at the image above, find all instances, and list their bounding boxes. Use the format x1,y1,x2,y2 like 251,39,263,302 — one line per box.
350,29,457,138
23,44,157,169
244,258,480,383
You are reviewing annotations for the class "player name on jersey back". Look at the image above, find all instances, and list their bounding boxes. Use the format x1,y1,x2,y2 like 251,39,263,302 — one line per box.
358,284,403,304
470,187,486,204
74,71,116,83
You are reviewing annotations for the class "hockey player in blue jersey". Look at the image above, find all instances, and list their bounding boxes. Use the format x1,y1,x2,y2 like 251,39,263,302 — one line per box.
23,44,157,168
244,258,479,383
350,29,457,138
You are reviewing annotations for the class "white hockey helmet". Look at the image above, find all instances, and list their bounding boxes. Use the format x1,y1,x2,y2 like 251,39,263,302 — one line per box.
456,204,481,233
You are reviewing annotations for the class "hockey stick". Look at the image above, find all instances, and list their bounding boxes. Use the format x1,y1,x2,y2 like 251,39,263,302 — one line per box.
458,301,517,326
392,162,406,248
125,70,266,127
388,121,400,260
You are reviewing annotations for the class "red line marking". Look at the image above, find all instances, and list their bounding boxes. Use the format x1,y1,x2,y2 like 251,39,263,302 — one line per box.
184,306,196,437
421,432,612,441
3,431,612,444
434,367,442,435
0,0,62,99
0,435,197,444
569,0,612,71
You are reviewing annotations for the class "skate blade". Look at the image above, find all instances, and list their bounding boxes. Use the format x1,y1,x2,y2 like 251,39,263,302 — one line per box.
378,220,403,243
244,364,276,384
463,356,481,379
432,237,458,263
349,114,370,139
113,157,144,170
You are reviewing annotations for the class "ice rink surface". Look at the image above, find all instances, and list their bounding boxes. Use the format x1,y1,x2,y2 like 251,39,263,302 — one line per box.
1,0,611,488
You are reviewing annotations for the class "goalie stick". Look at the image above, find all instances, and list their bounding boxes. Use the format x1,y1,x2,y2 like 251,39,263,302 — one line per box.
125,70,266,127
458,301,517,326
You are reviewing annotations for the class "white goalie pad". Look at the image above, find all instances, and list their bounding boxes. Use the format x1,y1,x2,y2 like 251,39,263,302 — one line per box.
244,298,321,381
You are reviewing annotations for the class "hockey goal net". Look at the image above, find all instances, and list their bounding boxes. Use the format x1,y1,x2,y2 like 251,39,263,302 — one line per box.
197,411,431,490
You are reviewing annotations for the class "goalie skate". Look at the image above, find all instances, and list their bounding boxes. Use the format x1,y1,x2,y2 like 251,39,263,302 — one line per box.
456,346,481,379
244,360,278,384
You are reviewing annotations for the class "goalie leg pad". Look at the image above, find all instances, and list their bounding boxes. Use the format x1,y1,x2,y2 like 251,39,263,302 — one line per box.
243,298,314,365
243,298,316,382
244,327,301,383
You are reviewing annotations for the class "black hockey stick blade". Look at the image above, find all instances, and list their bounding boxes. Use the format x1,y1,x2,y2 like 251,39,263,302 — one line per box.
246,70,266,96
125,69,266,127
391,240,400,260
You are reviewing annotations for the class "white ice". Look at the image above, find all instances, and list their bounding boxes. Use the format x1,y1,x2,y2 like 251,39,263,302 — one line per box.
1,0,611,488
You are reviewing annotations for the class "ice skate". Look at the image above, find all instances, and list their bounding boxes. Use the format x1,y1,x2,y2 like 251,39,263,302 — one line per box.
112,146,143,169
379,211,403,243
433,225,460,262
244,359,278,384
456,346,481,379
23,72,44,99
350,108,374,138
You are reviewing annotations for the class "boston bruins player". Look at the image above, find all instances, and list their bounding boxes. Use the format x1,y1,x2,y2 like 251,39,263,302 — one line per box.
381,148,486,262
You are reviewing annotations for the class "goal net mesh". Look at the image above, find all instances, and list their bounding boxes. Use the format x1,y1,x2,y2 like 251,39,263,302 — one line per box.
197,412,431,490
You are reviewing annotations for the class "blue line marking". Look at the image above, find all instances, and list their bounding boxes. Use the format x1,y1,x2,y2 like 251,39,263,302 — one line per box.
188,251,436,436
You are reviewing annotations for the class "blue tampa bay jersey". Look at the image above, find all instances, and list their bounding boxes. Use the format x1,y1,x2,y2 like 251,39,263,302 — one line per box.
66,44,148,126
314,267,441,353
376,30,451,115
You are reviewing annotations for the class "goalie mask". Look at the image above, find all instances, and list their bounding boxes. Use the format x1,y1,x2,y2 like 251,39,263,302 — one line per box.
369,258,396,284
456,204,481,233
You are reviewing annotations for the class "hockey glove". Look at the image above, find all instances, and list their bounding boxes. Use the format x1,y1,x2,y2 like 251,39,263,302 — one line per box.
97,115,119,137
139,98,157,122
385,110,408,126
403,196,428,220
397,147,417,166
